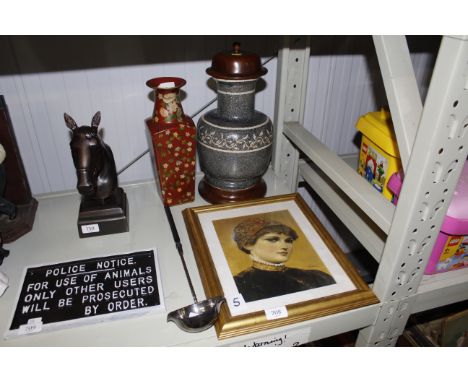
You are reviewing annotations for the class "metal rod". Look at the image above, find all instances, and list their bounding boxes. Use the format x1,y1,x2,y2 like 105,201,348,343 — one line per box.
117,149,150,175
164,205,198,303
189,97,217,121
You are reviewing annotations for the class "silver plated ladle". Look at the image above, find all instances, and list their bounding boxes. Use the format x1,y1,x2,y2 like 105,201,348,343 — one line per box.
164,205,225,332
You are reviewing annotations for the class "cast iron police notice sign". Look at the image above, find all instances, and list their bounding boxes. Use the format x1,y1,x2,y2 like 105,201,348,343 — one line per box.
7,249,164,337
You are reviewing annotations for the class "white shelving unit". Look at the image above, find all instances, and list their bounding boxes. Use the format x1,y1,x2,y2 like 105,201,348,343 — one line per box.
1,35,467,347
273,35,468,346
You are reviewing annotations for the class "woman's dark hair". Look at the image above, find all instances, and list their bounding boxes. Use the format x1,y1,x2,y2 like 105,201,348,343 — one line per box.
233,217,298,254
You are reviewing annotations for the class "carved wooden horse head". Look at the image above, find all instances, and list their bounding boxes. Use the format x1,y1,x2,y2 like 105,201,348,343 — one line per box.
64,112,117,201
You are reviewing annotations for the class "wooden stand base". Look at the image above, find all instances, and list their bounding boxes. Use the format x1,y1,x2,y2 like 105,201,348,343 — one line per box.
198,178,267,204
0,198,38,244
0,95,39,248
78,187,129,238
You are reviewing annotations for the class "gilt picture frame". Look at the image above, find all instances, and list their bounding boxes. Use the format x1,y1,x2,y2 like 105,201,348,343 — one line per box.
183,193,378,339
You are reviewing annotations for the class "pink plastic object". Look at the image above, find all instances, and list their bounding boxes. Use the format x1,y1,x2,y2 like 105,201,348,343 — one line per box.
387,170,404,205
425,161,468,274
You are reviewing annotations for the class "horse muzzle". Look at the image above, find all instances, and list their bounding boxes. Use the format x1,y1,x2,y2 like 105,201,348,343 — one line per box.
76,170,95,196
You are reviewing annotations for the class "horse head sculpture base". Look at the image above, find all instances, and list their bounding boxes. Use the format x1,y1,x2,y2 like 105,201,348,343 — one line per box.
64,111,129,239
77,187,129,238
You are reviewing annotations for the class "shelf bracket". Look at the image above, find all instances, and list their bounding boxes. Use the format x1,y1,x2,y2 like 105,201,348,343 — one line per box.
373,36,423,171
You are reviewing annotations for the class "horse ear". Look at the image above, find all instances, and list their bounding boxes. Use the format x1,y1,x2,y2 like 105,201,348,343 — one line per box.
64,113,78,131
91,111,101,128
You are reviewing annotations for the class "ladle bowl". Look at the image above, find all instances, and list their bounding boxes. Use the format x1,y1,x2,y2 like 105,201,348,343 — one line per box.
167,296,225,333
163,205,225,333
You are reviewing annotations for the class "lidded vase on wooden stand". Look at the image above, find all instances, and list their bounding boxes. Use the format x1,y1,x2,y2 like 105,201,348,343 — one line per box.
146,77,196,206
197,43,273,204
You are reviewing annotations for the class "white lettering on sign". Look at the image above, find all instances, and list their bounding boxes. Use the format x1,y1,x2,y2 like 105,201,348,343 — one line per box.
45,264,86,277
58,298,73,308
265,306,288,320
18,318,43,335
81,224,100,234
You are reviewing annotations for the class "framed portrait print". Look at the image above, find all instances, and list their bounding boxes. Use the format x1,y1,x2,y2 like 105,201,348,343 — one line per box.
183,193,378,339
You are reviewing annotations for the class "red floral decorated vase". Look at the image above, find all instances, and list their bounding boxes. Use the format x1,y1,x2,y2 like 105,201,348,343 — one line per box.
146,77,196,206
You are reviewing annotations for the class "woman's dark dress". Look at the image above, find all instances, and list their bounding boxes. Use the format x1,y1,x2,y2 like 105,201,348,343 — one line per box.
234,264,335,302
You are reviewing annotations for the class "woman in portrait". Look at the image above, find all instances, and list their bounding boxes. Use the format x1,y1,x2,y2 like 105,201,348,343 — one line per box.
232,217,335,302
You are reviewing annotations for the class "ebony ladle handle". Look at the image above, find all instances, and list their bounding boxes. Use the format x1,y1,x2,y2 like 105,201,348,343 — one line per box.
164,205,199,303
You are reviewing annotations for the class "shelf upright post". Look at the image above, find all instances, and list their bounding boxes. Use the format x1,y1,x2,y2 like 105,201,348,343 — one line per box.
272,36,310,192
357,35,468,346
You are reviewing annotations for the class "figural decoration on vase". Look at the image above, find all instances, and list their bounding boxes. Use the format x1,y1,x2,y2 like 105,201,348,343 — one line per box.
197,43,273,204
146,77,196,206
64,112,129,238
